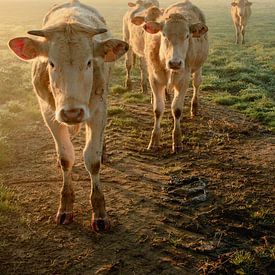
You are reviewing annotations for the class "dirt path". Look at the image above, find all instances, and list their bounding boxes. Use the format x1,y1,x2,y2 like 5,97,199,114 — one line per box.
0,91,274,274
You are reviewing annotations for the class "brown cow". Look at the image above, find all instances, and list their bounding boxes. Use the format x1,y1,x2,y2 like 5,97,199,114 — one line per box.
123,0,159,93
231,0,252,44
132,0,208,153
8,0,128,232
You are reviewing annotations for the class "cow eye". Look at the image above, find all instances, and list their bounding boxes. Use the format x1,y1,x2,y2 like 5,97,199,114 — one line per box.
49,61,55,68
186,34,190,39
87,60,92,68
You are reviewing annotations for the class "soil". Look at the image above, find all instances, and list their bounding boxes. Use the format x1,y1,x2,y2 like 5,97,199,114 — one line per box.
0,89,274,275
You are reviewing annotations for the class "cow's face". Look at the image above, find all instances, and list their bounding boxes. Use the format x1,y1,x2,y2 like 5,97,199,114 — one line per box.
8,23,129,124
231,0,252,17
46,31,97,124
143,14,208,71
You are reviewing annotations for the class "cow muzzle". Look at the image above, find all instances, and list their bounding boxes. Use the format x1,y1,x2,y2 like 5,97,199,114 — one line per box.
168,59,183,70
59,108,85,124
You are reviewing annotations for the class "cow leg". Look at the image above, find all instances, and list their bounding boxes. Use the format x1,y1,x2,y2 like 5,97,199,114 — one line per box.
148,77,166,151
125,47,134,90
42,107,75,225
191,68,202,118
234,23,241,44
172,73,190,153
83,107,109,232
140,57,148,93
241,25,246,44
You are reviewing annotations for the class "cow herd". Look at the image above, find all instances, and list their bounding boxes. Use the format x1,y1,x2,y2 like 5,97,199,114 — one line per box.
8,0,252,232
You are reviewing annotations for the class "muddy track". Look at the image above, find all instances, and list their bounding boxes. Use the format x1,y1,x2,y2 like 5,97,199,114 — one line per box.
0,90,274,274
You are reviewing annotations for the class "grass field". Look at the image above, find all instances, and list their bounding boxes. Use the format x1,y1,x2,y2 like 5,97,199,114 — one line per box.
0,0,274,274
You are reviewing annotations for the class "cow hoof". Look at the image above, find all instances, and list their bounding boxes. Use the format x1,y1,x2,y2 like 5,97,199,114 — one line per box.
56,212,74,225
91,217,110,233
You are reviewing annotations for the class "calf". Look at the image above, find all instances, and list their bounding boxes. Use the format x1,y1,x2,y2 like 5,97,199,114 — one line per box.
8,0,128,232
123,0,159,93
231,0,252,44
132,0,208,153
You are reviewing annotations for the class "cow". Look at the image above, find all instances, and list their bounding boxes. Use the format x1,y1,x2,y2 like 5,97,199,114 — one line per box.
8,0,128,232
132,0,208,153
231,0,252,44
123,0,159,93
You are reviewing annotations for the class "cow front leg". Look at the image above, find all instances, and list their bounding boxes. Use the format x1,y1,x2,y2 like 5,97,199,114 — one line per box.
125,47,134,90
140,57,148,93
147,77,166,151
84,109,109,232
191,68,202,118
42,107,75,225
172,74,190,153
241,25,246,44
234,23,241,44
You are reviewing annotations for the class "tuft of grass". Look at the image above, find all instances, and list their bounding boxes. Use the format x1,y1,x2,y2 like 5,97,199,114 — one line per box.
0,184,14,213
230,250,255,274
0,135,10,165
108,106,125,116
110,116,136,128
122,91,150,104
111,85,128,95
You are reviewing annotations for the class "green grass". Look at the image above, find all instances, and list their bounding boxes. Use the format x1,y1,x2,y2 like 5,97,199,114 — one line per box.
228,246,275,275
0,135,10,166
0,184,14,214
201,0,275,131
122,91,150,104
108,106,126,116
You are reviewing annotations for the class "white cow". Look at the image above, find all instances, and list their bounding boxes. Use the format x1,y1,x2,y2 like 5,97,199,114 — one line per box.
132,0,209,153
231,0,252,44
8,0,128,232
123,0,159,93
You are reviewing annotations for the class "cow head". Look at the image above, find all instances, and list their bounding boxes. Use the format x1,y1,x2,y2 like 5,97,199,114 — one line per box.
131,6,164,26
231,0,252,17
8,22,129,124
143,13,208,71
128,0,159,22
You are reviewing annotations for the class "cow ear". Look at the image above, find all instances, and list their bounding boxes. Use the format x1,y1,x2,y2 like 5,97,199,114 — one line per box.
231,2,237,6
143,21,162,34
131,16,145,26
94,39,129,62
128,2,136,7
190,23,208,38
8,37,46,61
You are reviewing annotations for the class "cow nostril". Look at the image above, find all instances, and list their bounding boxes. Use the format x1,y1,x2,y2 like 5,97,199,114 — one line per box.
168,60,182,69
60,108,84,122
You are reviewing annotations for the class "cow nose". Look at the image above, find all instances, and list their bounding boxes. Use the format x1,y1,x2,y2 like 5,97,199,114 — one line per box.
168,60,182,70
60,108,84,123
